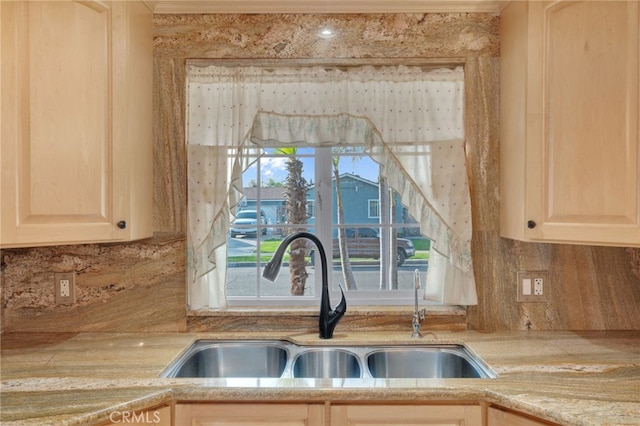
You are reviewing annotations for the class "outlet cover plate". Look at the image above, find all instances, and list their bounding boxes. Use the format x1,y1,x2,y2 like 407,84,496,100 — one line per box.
516,270,548,303
55,272,76,305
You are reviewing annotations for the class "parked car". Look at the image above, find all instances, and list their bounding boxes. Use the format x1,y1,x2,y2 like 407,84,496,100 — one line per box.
310,227,415,266
230,209,267,238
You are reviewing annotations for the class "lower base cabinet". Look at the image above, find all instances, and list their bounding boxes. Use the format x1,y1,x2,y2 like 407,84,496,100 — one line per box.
174,403,482,426
331,404,482,425
128,402,556,425
174,403,325,426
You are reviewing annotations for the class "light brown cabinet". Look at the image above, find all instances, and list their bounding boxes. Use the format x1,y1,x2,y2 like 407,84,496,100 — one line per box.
174,402,483,425
111,401,561,425
0,0,152,248
331,403,482,425
174,403,325,425
500,1,640,247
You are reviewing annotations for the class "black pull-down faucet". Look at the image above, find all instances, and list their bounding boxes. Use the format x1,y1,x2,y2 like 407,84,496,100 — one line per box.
262,231,346,339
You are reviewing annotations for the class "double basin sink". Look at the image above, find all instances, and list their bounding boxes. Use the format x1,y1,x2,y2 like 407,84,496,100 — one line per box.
162,340,496,380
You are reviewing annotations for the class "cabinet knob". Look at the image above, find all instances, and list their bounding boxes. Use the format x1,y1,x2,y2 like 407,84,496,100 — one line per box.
527,220,536,229
117,220,127,230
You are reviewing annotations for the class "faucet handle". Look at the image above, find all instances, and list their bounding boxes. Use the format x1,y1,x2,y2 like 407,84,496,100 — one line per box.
411,308,426,339
411,314,423,338
333,283,347,315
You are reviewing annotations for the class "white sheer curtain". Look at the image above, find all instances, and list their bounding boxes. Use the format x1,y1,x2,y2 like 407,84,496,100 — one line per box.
186,64,477,310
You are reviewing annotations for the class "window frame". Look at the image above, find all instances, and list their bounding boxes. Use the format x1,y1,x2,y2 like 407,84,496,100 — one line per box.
225,146,428,307
368,199,380,219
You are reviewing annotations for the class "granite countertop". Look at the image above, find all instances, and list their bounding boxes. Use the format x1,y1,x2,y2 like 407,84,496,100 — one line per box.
1,330,639,425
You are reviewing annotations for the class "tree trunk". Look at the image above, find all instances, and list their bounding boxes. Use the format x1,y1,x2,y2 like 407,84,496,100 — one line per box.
284,156,309,296
379,172,390,290
334,166,357,290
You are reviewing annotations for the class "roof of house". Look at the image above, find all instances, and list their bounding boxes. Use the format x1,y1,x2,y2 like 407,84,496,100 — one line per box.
308,172,378,190
336,172,378,186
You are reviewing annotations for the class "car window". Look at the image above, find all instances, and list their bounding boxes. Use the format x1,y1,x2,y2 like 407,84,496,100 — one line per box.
237,211,256,219
360,228,378,238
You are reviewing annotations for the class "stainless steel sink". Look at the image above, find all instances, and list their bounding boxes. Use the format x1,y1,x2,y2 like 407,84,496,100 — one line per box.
162,340,496,379
163,340,288,378
366,347,488,379
292,348,361,378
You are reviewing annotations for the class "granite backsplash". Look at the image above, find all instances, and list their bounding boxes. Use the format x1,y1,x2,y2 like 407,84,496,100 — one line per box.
1,12,639,333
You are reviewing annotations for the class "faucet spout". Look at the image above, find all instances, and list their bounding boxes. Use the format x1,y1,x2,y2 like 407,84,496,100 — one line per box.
263,231,346,339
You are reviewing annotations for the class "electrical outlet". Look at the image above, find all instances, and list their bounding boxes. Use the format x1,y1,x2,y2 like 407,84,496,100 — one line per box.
60,279,70,297
516,271,548,302
55,272,76,305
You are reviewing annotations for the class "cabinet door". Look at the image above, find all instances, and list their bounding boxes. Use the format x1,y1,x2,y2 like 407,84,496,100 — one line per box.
501,1,640,247
174,403,325,426
0,1,152,248
330,404,482,426
110,0,153,243
1,1,114,246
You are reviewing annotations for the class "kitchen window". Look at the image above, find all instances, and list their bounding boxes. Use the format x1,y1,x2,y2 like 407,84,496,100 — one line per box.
226,146,428,306
186,63,476,310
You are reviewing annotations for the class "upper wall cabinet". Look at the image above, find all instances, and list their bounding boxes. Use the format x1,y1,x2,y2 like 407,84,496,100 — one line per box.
500,1,640,247
1,1,153,248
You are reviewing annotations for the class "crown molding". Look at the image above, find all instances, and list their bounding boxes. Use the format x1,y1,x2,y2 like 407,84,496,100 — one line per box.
145,0,504,14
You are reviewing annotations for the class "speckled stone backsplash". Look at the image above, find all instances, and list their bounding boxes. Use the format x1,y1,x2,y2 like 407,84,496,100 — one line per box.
1,13,639,332
1,234,186,332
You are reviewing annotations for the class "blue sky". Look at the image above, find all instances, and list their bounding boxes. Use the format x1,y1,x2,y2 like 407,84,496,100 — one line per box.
243,151,380,187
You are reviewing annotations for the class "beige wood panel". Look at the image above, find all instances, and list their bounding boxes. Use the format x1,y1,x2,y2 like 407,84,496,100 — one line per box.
330,403,482,426
544,2,635,219
499,0,528,239
533,1,639,236
1,0,153,247
111,0,154,241
500,0,640,247
28,1,109,218
175,403,324,426
528,0,640,244
147,0,503,14
1,1,115,245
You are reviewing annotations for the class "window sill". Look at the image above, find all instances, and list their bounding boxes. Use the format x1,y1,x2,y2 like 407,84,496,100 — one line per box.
186,305,467,332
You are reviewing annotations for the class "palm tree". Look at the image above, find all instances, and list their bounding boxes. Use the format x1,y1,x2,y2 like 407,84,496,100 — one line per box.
276,147,310,296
